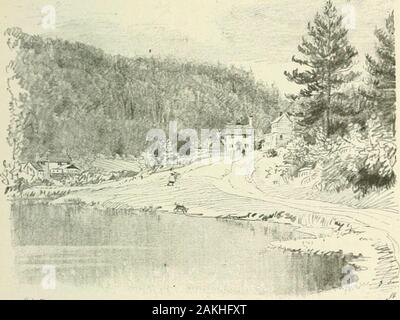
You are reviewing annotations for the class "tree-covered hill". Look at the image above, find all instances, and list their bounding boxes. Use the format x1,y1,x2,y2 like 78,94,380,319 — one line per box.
5,28,284,160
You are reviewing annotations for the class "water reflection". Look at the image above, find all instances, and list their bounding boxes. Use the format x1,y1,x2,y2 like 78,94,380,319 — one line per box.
11,202,347,297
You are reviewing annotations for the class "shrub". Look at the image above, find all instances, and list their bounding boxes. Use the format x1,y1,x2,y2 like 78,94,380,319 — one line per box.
312,118,396,195
265,149,278,158
256,139,265,150
281,116,396,196
283,137,309,168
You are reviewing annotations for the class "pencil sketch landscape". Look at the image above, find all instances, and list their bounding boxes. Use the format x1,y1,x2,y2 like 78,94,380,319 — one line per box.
0,0,398,299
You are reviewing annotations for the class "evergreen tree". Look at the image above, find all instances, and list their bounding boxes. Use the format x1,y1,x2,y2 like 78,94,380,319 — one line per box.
284,0,358,135
365,11,396,135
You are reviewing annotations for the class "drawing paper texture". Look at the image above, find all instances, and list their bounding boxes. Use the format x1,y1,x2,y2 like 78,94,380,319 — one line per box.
0,0,399,299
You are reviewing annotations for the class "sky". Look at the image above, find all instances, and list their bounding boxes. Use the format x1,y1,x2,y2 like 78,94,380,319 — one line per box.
2,0,395,94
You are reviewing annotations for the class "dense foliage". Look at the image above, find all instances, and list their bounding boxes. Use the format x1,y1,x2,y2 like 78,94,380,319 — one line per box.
5,27,284,161
364,11,396,135
281,3,396,195
283,116,396,195
284,0,358,135
3,2,397,198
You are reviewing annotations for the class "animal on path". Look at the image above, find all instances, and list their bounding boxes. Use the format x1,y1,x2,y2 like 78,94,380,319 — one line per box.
173,203,188,214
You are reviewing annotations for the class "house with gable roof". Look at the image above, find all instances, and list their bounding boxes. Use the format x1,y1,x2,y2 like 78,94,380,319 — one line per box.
264,112,302,149
22,153,80,181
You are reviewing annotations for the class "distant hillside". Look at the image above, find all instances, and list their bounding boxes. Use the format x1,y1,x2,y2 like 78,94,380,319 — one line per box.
5,27,284,160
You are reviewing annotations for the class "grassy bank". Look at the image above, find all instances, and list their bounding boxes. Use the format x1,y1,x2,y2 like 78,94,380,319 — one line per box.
13,154,400,299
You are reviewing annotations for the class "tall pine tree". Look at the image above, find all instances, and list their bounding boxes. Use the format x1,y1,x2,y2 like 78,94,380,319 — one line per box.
365,11,396,135
284,0,358,135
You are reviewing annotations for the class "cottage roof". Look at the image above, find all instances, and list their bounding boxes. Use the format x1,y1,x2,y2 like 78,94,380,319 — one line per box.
25,162,44,171
65,164,79,170
271,112,293,124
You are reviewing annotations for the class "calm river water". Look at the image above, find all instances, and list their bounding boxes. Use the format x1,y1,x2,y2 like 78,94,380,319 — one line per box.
10,202,347,297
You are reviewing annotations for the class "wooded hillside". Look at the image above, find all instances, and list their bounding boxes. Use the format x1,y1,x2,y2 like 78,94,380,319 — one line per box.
5,28,284,160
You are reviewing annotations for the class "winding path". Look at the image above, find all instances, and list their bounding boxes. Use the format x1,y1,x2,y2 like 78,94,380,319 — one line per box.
56,153,400,297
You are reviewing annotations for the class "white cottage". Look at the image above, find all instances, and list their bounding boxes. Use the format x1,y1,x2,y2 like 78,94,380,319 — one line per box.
23,162,47,181
23,156,80,181
222,116,254,158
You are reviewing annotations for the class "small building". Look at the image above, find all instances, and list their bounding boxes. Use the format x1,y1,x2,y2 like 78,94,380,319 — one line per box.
23,162,46,181
64,164,80,174
49,160,80,178
264,112,302,149
222,116,254,158
22,156,80,181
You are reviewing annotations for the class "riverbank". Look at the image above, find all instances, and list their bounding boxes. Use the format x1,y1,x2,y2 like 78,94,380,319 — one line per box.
10,201,355,299
13,153,400,299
